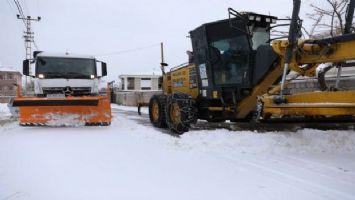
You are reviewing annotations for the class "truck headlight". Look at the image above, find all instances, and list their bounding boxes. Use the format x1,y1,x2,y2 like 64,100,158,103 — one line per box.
90,75,95,79
38,74,45,79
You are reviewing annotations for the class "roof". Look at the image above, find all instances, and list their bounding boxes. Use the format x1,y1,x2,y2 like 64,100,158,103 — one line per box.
119,74,161,78
190,11,277,33
0,67,21,74
36,52,96,59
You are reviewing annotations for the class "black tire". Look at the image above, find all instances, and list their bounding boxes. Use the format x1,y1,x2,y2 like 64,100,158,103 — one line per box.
165,93,197,134
149,95,167,128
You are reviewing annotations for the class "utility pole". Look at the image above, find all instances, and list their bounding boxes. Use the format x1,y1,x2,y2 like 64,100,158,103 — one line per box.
17,15,41,94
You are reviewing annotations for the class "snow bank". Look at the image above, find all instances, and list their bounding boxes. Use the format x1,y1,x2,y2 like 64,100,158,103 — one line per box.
177,129,355,154
0,103,11,118
110,105,355,154
0,67,19,72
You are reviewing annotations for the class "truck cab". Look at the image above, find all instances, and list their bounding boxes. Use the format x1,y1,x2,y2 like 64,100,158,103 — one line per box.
23,52,107,97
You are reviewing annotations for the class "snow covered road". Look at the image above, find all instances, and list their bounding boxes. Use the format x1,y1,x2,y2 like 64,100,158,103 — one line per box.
0,105,355,200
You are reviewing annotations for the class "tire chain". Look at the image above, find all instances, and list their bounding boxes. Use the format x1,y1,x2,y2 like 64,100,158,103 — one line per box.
165,93,197,134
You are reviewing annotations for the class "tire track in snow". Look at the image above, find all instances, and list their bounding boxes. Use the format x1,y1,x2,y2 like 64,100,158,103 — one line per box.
213,153,355,200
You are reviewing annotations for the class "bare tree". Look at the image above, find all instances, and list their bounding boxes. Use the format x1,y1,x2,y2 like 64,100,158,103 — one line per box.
306,0,350,38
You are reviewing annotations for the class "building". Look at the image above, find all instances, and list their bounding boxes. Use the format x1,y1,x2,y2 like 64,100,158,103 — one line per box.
119,74,161,91
115,74,162,106
0,68,22,103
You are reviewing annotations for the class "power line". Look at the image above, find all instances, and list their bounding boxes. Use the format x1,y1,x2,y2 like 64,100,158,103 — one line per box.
33,40,39,50
20,0,30,15
6,0,17,15
13,0,41,94
13,0,41,58
16,15,41,59
13,0,26,26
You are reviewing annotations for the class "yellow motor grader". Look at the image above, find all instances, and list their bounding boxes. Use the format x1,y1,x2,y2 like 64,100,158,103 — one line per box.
149,0,355,134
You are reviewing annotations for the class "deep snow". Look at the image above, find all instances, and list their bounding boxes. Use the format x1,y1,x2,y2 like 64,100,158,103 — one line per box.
0,104,354,200
0,103,10,116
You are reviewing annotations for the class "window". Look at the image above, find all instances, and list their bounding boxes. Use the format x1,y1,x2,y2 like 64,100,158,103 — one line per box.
7,74,13,80
250,27,270,50
8,86,14,91
210,36,250,85
141,78,151,90
127,77,135,90
36,57,97,79
121,78,125,90
0,74,3,80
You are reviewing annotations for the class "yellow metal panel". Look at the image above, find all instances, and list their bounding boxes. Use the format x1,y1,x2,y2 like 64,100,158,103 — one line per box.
169,64,199,98
213,91,218,99
262,91,355,117
272,39,355,77
162,73,172,95
235,61,284,118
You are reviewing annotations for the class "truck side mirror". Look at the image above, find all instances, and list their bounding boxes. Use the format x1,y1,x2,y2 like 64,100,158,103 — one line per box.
23,59,30,76
101,62,107,77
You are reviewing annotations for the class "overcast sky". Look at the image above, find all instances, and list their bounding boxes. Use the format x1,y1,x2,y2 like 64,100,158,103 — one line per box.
1,0,314,81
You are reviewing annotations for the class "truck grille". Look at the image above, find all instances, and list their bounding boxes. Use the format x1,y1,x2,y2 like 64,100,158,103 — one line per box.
42,87,92,96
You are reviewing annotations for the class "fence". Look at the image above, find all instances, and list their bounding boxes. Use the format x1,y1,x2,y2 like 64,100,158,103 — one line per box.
113,91,163,106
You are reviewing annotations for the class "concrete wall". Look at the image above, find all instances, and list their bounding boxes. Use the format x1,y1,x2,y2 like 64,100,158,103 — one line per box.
0,71,22,103
134,78,140,90
113,91,163,106
119,75,161,91
286,77,355,94
0,97,11,103
151,78,159,90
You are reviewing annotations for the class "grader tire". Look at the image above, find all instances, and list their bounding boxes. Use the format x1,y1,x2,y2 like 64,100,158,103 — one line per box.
149,95,167,128
166,93,196,134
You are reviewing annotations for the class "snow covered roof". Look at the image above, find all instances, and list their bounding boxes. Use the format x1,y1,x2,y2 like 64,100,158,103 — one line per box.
0,67,21,73
119,74,162,78
36,52,96,59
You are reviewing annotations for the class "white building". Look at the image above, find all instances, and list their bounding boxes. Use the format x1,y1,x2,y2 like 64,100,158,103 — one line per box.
119,74,161,91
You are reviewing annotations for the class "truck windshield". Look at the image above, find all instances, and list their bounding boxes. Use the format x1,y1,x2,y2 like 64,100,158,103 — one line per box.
36,57,96,79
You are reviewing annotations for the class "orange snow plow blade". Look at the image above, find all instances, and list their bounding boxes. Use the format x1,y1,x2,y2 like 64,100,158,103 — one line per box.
12,96,111,126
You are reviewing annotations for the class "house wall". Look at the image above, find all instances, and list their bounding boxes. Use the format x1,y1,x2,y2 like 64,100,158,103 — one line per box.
134,77,141,90
151,78,159,90
0,71,22,103
113,91,163,106
286,77,355,94
118,75,161,91
115,75,162,106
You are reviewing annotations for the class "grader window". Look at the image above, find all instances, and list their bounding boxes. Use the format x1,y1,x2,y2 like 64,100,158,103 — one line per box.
209,35,250,85
205,20,251,86
250,26,270,50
